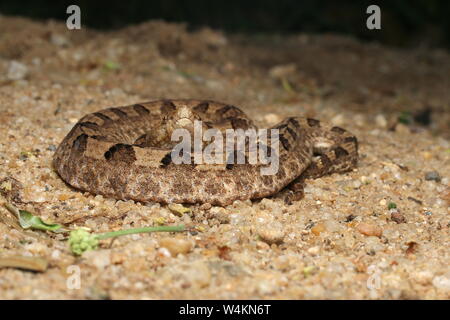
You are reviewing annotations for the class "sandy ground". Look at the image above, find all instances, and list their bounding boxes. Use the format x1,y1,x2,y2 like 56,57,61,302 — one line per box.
0,16,449,299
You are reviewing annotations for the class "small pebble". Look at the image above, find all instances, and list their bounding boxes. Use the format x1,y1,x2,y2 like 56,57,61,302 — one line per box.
199,203,212,210
360,176,370,184
264,113,281,125
413,271,433,285
168,203,191,216
422,151,433,160
375,114,387,128
356,222,382,237
157,247,172,258
269,63,297,79
390,211,406,224
354,114,366,127
7,61,28,80
432,275,450,290
58,193,72,201
307,246,320,255
256,241,270,250
158,238,193,256
311,223,326,236
395,123,410,135
352,180,362,189
425,171,441,182
209,207,230,224
323,220,341,233
364,236,384,253
50,33,70,47
47,144,57,151
257,225,285,245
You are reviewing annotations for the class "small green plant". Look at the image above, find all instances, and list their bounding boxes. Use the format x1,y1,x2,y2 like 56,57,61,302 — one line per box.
4,203,65,232
398,111,412,124
388,202,397,209
68,225,185,255
103,60,121,71
5,203,185,256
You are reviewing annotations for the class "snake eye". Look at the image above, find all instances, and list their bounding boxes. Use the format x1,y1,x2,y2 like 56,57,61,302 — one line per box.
334,146,349,158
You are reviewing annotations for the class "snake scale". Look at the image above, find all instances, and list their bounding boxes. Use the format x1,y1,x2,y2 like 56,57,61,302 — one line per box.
53,99,358,205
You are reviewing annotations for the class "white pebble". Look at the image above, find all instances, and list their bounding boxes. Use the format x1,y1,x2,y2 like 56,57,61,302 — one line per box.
7,61,28,80
264,113,281,125
432,275,450,290
375,114,387,128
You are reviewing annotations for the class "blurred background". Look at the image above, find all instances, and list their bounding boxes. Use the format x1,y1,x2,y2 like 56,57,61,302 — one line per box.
1,0,449,49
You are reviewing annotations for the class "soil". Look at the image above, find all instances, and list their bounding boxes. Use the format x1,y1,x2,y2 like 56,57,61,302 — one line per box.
0,16,449,299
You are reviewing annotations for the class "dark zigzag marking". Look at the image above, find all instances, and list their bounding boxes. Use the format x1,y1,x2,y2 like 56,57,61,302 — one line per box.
193,102,209,113
217,105,241,118
160,100,176,113
287,118,301,129
133,104,150,116
93,112,112,122
286,126,297,139
109,108,128,118
331,126,346,134
307,118,320,127
344,136,358,151
72,133,88,154
104,143,137,163
279,135,291,151
231,118,250,129
91,135,109,141
79,121,99,130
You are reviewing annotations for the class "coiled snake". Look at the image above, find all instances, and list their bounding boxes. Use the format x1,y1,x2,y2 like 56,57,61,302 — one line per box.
53,99,358,205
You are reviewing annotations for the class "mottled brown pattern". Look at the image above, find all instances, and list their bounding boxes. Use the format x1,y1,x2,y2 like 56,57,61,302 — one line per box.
104,143,137,163
193,102,209,113
53,99,358,205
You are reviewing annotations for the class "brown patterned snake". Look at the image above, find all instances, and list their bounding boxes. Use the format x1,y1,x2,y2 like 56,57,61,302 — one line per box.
53,99,358,205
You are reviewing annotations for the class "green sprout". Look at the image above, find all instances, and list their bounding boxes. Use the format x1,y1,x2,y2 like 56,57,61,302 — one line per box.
68,225,185,255
388,202,397,210
103,61,120,71
4,203,65,232
4,203,186,256
398,111,412,125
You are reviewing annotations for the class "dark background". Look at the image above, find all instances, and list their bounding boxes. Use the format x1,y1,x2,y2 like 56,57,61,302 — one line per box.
1,0,449,49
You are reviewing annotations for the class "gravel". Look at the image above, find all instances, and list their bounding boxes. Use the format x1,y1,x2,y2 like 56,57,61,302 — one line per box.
0,16,448,300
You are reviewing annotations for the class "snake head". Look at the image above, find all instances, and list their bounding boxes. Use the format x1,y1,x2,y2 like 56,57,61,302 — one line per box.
164,105,205,134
